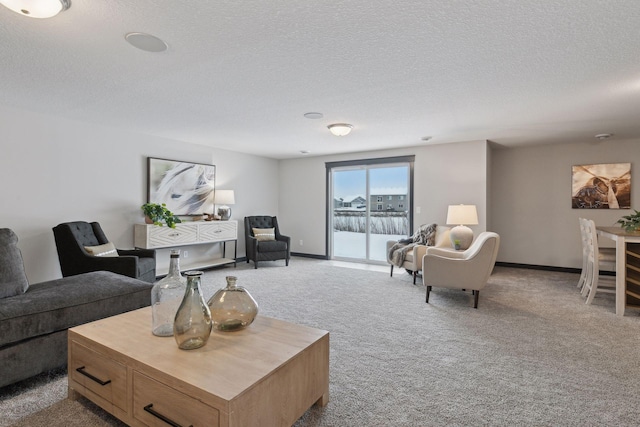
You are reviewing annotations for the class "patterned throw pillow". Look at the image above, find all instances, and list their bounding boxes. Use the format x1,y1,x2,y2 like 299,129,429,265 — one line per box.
84,242,118,257
253,228,275,241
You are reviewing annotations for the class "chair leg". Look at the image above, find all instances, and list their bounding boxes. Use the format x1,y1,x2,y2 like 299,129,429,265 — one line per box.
474,290,479,309
286,259,289,266
425,286,431,303
413,271,417,285
390,265,394,277
254,261,258,269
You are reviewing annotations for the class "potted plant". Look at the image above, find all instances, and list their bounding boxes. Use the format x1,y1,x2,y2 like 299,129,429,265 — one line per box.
454,239,461,250
617,209,640,232
141,203,182,228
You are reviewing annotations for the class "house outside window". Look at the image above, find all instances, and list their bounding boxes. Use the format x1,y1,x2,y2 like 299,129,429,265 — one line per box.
377,196,383,202
377,204,383,211
388,195,393,200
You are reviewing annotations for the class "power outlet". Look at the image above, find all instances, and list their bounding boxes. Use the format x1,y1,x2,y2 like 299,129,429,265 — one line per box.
299,240,303,246
416,206,421,214
183,251,189,258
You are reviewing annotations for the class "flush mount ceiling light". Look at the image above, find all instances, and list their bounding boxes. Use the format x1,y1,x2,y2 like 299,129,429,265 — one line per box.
0,0,70,18
327,123,353,137
125,32,168,53
595,133,613,140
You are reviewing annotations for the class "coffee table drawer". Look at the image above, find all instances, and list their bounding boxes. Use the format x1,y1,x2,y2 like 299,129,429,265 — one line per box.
69,342,127,411
133,371,220,427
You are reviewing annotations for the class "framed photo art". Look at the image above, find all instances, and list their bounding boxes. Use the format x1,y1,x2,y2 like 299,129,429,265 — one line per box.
571,163,631,209
147,157,216,215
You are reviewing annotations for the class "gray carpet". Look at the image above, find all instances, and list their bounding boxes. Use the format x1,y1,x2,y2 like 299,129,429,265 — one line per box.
2,258,640,426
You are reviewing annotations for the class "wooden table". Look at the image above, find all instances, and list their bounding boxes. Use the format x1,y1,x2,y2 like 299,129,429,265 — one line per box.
596,226,640,316
68,307,329,426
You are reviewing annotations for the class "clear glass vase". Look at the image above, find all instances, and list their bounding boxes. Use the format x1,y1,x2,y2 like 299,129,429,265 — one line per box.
151,250,186,337
173,271,212,350
207,276,259,331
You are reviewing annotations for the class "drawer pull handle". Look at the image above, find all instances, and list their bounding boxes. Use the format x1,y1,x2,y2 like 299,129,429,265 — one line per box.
75,366,111,386
214,229,222,233
169,232,181,237
144,404,192,427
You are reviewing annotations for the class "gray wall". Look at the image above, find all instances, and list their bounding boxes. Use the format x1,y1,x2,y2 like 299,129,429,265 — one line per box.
278,140,489,257
491,138,640,269
4,101,636,282
0,106,279,284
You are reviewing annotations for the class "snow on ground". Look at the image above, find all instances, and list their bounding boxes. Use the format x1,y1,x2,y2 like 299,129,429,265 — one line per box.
332,231,406,262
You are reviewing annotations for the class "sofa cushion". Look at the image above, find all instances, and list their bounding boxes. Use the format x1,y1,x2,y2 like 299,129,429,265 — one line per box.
435,226,453,248
253,227,275,241
257,240,287,252
84,242,118,257
0,271,152,347
0,229,29,299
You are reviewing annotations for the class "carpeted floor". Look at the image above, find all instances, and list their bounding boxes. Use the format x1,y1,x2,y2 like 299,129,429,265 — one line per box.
2,257,640,426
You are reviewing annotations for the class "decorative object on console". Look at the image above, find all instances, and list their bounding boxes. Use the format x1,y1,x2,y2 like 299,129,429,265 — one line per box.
141,202,182,228
151,250,186,337
147,157,216,216
0,0,70,18
214,189,235,221
446,204,478,250
173,271,212,350
207,276,259,331
327,123,353,136
571,163,631,209
617,209,640,232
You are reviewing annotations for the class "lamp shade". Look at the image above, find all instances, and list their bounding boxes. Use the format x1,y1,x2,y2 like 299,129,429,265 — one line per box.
214,190,235,205
327,123,353,136
0,0,70,18
446,205,478,226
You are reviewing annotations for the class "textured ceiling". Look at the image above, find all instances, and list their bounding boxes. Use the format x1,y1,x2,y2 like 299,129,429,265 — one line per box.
1,0,639,159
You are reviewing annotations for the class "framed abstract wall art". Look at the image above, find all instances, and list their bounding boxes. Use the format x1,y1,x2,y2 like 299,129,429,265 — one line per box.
571,163,631,209
147,157,216,215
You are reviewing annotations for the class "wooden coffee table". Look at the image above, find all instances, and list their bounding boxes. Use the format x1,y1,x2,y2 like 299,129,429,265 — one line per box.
68,307,329,426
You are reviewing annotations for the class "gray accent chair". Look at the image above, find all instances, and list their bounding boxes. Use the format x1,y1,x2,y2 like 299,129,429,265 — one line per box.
53,221,156,283
244,216,290,269
0,228,153,388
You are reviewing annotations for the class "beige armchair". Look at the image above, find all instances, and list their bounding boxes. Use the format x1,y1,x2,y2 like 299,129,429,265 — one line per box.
387,226,453,284
422,231,500,308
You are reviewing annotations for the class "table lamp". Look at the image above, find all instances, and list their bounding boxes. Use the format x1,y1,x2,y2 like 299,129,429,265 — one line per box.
446,204,478,250
214,190,235,221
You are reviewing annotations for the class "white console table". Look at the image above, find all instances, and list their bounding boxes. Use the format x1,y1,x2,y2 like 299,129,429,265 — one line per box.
134,221,237,275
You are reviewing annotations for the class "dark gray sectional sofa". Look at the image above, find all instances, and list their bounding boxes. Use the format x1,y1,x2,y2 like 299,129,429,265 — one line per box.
0,228,153,388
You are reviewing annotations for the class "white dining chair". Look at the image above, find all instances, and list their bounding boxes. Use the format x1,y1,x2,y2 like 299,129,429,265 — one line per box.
580,218,616,304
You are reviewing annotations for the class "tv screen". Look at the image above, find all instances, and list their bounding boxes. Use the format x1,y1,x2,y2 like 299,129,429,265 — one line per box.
147,157,216,216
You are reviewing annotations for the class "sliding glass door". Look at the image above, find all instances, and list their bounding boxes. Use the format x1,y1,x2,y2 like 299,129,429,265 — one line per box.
327,156,413,264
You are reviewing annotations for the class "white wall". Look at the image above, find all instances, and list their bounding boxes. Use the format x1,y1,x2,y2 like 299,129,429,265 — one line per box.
278,140,489,257
0,106,279,284
491,138,640,269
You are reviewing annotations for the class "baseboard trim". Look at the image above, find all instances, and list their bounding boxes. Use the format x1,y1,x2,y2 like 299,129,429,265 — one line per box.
290,252,329,260
495,261,614,276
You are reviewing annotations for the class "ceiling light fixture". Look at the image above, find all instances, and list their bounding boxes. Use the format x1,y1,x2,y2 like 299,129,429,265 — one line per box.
125,32,168,53
595,133,612,141
328,123,353,137
0,0,70,18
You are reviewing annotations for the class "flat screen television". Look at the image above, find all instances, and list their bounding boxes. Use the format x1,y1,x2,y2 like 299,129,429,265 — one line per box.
147,157,216,216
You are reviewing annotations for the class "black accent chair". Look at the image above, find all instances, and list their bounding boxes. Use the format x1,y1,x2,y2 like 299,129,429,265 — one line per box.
53,221,156,282
244,216,290,269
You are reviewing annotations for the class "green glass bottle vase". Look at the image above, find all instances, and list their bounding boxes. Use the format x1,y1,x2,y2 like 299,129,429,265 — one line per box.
173,271,212,350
